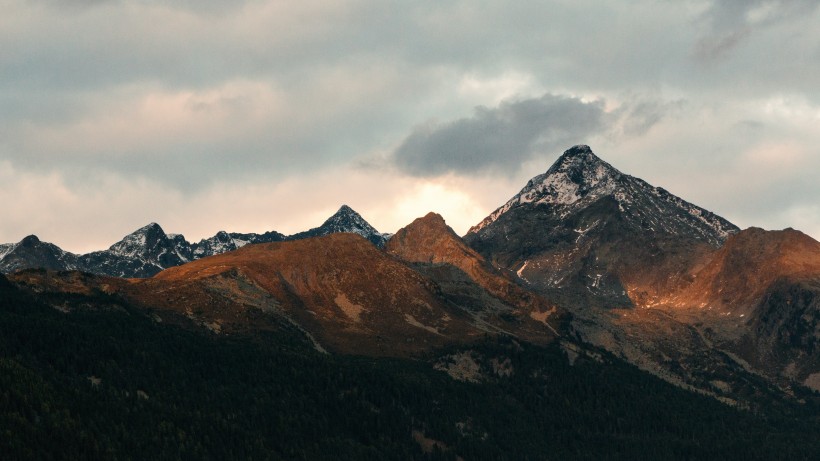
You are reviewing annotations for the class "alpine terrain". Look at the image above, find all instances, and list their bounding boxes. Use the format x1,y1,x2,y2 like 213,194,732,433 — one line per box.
465,145,820,398
0,205,383,278
2,145,820,459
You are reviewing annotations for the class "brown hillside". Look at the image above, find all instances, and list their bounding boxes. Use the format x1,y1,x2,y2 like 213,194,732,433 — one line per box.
386,213,562,340
136,233,484,355
675,227,820,312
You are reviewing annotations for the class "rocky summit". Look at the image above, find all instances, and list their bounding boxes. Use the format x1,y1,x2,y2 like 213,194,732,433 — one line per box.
0,205,379,278
287,204,390,247
466,145,739,309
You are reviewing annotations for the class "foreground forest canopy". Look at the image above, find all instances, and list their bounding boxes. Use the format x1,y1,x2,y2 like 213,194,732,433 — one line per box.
2,274,820,460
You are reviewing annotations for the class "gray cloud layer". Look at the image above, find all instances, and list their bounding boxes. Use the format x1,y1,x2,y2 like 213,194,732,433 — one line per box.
393,95,607,176
1,0,819,247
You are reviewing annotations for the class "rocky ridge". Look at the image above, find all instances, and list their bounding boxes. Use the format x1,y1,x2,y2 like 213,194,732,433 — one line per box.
465,145,820,397
465,145,739,309
288,205,390,247
0,205,379,278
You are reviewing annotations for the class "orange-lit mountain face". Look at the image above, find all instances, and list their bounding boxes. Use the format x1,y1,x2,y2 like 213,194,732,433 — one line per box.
11,232,559,357
385,212,563,342
138,233,492,356
672,227,820,311
667,227,820,386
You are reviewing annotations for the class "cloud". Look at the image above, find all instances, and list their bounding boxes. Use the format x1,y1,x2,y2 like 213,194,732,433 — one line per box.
694,0,820,62
391,94,609,177
1,0,819,246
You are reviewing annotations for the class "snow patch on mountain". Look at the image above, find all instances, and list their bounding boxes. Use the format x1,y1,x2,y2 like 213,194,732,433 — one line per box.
288,205,388,247
0,243,13,260
469,145,737,246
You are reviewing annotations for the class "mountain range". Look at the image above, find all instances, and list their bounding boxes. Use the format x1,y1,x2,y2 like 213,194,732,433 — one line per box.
5,144,820,407
0,205,387,278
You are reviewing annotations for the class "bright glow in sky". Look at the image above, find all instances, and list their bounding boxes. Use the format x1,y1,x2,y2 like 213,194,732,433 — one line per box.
2,0,819,252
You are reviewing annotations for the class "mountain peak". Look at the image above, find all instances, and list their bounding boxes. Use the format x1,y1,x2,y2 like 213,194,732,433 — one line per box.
543,145,619,188
20,235,41,247
335,204,355,215
321,205,369,229
469,146,621,233
136,222,164,234
288,205,388,247
387,212,482,266
558,144,595,160
417,212,447,228
516,145,621,207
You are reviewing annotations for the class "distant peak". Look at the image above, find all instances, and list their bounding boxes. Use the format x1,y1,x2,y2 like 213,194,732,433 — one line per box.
422,211,445,222
402,212,449,233
135,222,165,234
564,144,594,156
551,145,607,172
20,235,41,246
334,205,357,216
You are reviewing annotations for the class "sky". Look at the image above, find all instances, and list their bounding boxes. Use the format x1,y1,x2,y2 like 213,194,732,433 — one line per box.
1,0,819,253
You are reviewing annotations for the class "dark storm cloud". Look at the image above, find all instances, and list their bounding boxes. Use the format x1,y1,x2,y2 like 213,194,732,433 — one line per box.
392,94,608,176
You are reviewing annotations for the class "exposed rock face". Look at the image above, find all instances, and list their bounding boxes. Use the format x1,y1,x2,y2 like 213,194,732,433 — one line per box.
287,205,390,247
0,235,80,273
463,145,820,398
667,228,820,389
465,145,738,309
133,233,485,355
386,212,562,340
0,205,380,278
191,230,285,259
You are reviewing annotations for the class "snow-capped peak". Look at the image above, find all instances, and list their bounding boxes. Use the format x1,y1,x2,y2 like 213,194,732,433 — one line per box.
322,205,377,234
288,205,388,247
468,145,738,246
470,146,621,232
108,223,168,258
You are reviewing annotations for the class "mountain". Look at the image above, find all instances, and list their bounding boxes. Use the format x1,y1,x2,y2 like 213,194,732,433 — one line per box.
191,230,285,259
10,225,560,356
77,223,192,278
464,145,820,397
125,233,492,356
288,205,390,247
668,227,820,388
0,235,80,273
465,144,739,309
385,212,562,341
0,206,377,278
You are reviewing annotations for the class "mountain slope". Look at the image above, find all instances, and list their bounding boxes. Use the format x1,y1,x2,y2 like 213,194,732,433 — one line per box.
288,205,389,247
0,235,80,273
668,227,820,388
6,272,820,460
0,205,378,277
465,145,739,309
129,233,484,355
463,145,820,398
385,212,562,340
